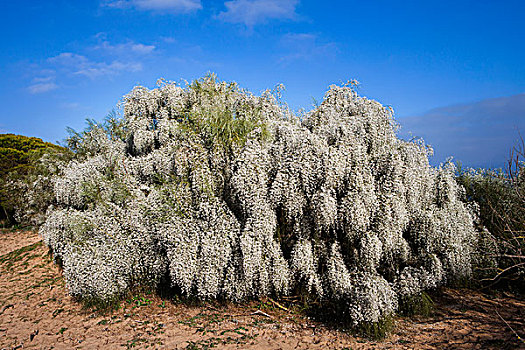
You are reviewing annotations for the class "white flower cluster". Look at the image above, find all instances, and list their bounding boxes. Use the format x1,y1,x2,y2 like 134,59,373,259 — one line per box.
40,76,484,325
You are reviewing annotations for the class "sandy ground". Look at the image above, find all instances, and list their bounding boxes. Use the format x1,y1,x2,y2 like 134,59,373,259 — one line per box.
0,229,523,349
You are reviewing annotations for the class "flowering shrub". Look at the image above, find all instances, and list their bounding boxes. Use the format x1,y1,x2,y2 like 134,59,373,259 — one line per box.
41,75,487,326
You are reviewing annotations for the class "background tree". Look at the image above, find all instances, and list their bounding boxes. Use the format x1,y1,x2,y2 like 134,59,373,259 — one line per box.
0,134,71,226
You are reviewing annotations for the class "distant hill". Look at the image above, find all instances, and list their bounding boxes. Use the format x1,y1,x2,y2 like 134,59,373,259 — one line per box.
0,134,68,225
0,134,63,177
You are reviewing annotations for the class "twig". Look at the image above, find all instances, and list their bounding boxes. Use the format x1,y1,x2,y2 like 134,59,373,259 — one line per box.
228,309,273,318
489,254,525,259
480,262,525,282
495,310,524,344
268,298,290,312
250,310,273,318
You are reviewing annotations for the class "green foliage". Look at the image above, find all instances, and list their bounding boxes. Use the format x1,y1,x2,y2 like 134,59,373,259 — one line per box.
80,288,159,314
169,74,270,151
0,147,26,177
194,106,268,150
298,297,394,339
127,295,152,308
79,293,123,314
65,112,126,157
456,166,517,235
0,133,61,176
65,76,269,159
0,133,71,226
398,291,434,317
456,139,525,292
0,133,58,153
354,315,395,340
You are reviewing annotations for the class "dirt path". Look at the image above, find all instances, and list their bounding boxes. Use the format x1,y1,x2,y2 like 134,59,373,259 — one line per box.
0,229,523,349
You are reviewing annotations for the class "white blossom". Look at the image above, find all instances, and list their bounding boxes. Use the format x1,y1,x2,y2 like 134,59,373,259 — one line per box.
40,75,487,325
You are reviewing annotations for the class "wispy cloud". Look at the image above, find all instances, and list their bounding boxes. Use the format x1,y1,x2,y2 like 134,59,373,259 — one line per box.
48,52,89,67
27,75,58,94
278,33,337,65
60,102,81,110
160,36,176,44
399,94,525,168
94,40,156,54
217,0,298,27
75,61,142,79
24,37,156,94
48,52,142,79
31,76,55,84
28,82,58,94
104,0,202,13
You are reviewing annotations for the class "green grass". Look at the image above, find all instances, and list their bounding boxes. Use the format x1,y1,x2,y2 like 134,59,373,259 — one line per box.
79,295,123,314
398,291,434,317
353,315,395,340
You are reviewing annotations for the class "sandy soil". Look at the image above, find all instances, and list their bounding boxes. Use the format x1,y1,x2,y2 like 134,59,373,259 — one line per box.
0,229,523,349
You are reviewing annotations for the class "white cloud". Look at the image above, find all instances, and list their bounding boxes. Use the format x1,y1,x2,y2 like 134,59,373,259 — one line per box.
28,82,58,94
48,52,142,79
217,0,298,27
105,0,202,13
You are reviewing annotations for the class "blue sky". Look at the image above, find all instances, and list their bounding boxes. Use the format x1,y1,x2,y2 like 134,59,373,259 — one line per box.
0,0,523,168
